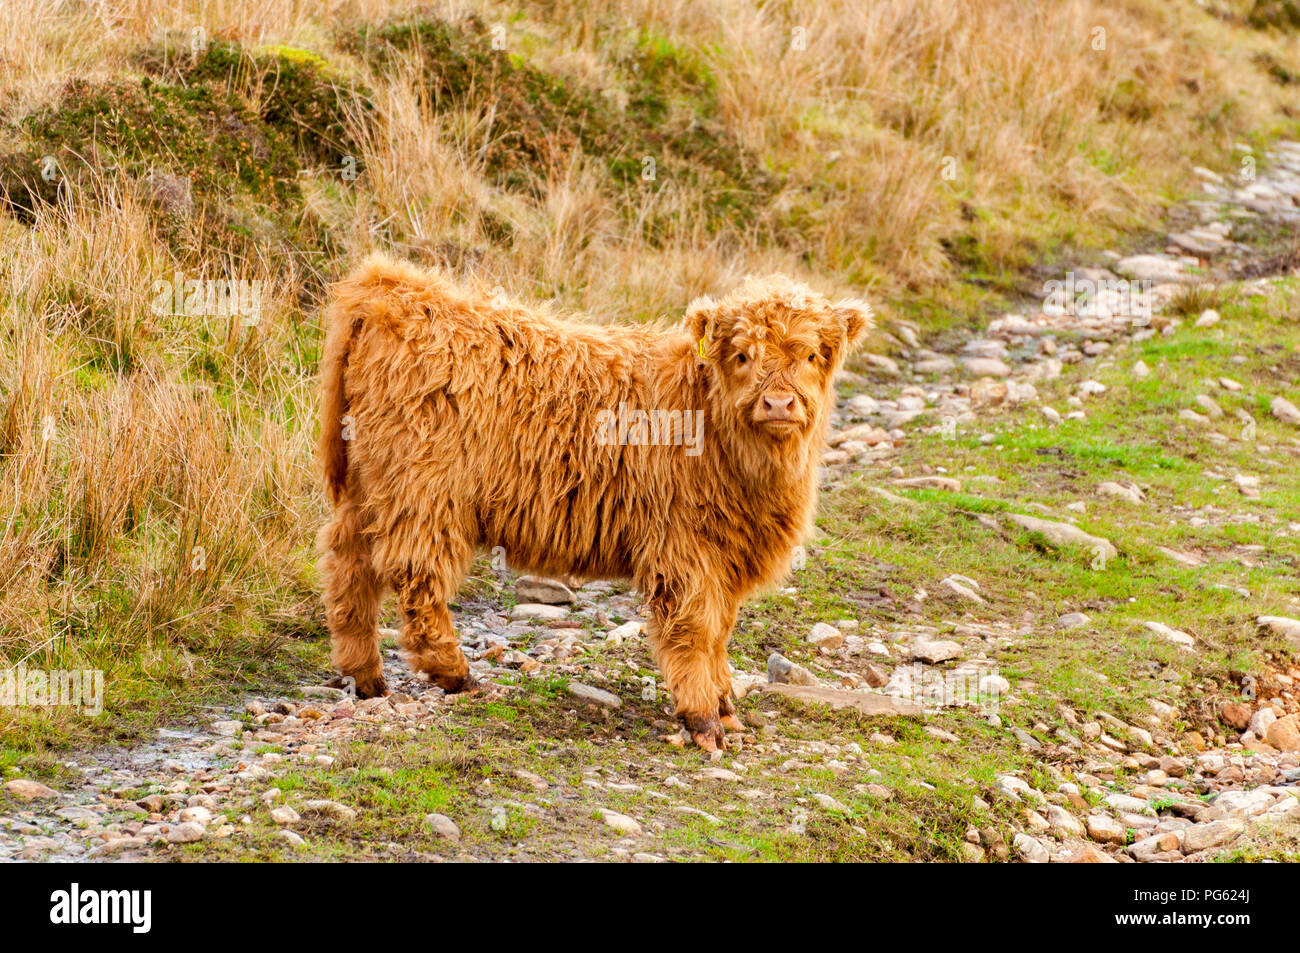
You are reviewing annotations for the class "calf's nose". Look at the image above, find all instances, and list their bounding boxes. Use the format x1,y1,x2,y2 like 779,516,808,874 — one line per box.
760,392,795,420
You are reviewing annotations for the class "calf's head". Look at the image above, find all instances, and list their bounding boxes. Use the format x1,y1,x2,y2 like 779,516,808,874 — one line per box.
687,275,872,461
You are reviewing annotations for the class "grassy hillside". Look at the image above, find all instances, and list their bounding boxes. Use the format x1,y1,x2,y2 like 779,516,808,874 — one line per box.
2,0,1300,750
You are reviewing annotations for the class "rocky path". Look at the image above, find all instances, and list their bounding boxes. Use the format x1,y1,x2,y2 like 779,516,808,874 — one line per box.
4,145,1300,863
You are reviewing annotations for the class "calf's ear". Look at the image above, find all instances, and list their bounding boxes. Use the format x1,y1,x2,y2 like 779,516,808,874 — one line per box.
684,295,722,363
833,298,874,352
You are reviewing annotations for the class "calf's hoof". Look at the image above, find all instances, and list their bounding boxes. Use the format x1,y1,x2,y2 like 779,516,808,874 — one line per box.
432,671,480,694
681,711,727,751
718,694,745,732
327,671,389,699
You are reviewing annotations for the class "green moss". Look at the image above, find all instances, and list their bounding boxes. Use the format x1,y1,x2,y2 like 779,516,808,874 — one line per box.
22,78,300,204
1248,1,1300,30
169,39,370,168
0,44,359,295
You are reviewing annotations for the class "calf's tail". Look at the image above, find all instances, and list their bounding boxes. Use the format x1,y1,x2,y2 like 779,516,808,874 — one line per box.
318,294,364,506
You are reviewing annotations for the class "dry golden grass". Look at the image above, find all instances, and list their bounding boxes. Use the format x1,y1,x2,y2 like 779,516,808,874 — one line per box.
0,185,319,736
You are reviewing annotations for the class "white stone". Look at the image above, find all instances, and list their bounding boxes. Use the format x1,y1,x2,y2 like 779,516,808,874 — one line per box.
514,575,576,605
808,622,845,649
424,813,460,840
597,809,643,836
566,682,621,709
509,603,568,621
1182,818,1245,852
606,620,643,644
166,822,205,844
1013,833,1049,863
270,806,300,826
910,639,963,664
1003,513,1116,560
1143,621,1194,647
1097,481,1143,504
1272,397,1300,425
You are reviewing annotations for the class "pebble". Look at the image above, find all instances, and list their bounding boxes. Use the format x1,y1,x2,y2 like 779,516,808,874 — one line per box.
566,682,622,709
166,822,205,844
1003,513,1116,560
509,603,568,621
1182,818,1244,852
808,622,845,649
1097,481,1143,504
767,653,820,686
1069,843,1118,863
962,358,1012,378
2,779,59,801
1257,615,1300,645
300,800,357,823
1129,831,1182,861
277,830,307,849
1105,793,1150,814
1012,832,1049,863
1272,397,1300,426
1044,804,1083,836
1086,814,1126,844
514,576,576,604
269,806,301,826
597,809,642,836
1143,621,1195,647
178,807,212,825
1195,395,1224,418
605,620,643,644
1115,254,1184,283
910,638,963,663
698,767,742,783
424,813,460,840
812,793,851,813
1265,714,1300,751
996,775,1035,800
939,576,984,603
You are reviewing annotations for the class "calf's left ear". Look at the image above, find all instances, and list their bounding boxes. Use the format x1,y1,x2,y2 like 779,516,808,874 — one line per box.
833,298,873,351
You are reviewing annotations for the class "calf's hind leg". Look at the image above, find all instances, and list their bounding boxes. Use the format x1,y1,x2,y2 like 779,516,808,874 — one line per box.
391,565,476,693
319,500,387,699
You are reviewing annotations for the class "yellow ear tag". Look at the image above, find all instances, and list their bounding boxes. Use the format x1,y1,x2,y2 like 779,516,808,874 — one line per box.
697,336,711,361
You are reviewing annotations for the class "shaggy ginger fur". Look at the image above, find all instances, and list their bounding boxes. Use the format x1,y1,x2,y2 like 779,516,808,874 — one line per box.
318,254,871,748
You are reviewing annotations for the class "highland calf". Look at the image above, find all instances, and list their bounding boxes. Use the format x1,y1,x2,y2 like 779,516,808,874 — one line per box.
317,254,871,749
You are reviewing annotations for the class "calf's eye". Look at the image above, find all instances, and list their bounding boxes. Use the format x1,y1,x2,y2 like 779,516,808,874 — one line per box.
808,353,816,363
736,353,747,365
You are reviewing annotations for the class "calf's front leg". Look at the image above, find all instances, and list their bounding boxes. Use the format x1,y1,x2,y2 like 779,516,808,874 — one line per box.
647,585,738,750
